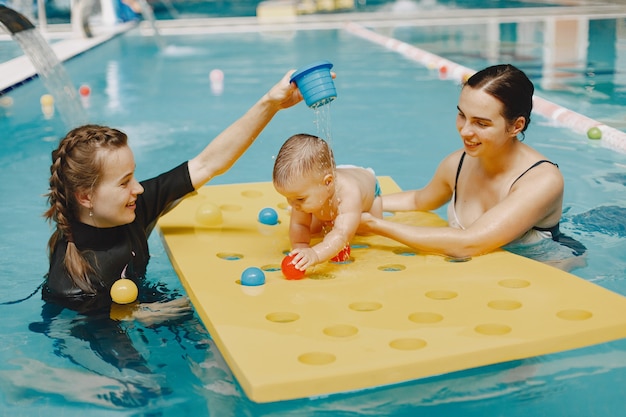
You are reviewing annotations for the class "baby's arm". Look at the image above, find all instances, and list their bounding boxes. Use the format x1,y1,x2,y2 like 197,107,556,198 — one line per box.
289,209,313,249
291,189,362,270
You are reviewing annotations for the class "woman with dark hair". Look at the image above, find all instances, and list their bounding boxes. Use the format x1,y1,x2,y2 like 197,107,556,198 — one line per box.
360,64,585,267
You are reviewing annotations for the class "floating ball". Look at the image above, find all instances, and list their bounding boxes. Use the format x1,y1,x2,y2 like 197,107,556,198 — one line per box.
258,207,279,225
110,278,138,304
79,84,91,97
210,69,224,95
438,65,448,80
587,126,602,140
196,202,223,226
209,69,224,83
281,254,305,280
40,94,54,106
331,245,351,262
0,96,14,108
241,267,265,286
40,94,54,118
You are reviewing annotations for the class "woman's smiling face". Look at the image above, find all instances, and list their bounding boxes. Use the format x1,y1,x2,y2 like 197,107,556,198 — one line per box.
456,86,513,155
87,146,144,228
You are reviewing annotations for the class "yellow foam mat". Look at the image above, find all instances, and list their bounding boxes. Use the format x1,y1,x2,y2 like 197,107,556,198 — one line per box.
158,177,626,403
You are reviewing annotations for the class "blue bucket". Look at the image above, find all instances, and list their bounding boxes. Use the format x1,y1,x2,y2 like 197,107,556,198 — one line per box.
290,61,336,108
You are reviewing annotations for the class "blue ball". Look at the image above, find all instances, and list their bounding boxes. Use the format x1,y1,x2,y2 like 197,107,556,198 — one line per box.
241,267,265,286
258,207,279,225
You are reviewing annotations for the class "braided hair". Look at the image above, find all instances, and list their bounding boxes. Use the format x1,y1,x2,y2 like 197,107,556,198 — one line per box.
44,125,128,293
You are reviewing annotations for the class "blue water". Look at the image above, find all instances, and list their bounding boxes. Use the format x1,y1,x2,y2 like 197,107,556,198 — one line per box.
392,18,626,130
1,15,625,417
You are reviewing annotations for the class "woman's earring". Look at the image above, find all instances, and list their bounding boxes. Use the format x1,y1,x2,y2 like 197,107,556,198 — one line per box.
89,207,93,217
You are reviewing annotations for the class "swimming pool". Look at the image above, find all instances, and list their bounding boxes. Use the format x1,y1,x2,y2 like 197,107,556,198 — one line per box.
1,4,626,416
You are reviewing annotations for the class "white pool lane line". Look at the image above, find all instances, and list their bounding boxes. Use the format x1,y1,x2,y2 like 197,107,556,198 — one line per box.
2,18,625,154
344,21,626,155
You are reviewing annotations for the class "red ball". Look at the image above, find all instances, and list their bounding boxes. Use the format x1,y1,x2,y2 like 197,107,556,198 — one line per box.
281,254,305,280
331,245,351,262
79,85,91,97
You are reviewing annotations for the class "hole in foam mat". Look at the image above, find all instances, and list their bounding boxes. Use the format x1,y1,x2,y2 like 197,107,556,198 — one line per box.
475,323,512,336
241,190,263,198
488,300,522,310
389,338,427,350
378,264,406,272
392,248,417,256
556,309,593,321
330,258,353,265
216,252,243,261
498,278,531,288
409,312,444,324
323,324,359,338
266,312,300,323
298,352,336,365
349,301,382,312
308,272,336,280
425,290,458,300
444,256,472,262
261,264,281,272
219,204,241,211
350,243,369,249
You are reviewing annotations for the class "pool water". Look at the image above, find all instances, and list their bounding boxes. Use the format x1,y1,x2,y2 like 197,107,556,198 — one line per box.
1,13,626,417
391,18,626,131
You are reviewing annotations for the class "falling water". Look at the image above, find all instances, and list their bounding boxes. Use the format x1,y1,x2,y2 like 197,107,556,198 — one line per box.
0,5,88,128
137,0,166,49
13,30,89,127
313,103,333,143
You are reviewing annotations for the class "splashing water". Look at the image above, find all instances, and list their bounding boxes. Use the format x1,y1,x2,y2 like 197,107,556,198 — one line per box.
11,29,89,128
137,0,166,49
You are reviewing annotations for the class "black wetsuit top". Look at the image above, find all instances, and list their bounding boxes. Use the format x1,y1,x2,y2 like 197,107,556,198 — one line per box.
43,162,195,312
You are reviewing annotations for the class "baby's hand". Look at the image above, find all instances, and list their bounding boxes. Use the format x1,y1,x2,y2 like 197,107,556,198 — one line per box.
290,247,320,270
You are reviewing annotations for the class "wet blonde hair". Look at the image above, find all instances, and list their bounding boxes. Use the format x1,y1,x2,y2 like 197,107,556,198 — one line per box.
44,125,128,293
272,134,335,189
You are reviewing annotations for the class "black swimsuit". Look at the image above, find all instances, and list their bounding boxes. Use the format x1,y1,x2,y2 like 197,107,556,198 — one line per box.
454,152,586,256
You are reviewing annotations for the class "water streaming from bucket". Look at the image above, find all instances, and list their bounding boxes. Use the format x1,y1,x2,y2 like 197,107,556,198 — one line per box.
314,104,333,144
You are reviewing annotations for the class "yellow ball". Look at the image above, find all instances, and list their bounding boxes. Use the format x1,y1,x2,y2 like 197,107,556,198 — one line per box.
110,278,138,304
40,94,54,106
0,96,14,107
196,202,223,226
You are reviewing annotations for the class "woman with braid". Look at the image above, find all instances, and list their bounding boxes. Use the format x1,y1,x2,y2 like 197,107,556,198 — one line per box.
43,70,304,313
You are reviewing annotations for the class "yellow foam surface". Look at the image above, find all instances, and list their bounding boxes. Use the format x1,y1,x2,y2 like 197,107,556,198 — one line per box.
158,177,626,403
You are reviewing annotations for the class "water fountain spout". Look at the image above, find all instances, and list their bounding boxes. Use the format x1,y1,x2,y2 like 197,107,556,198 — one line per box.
0,5,88,128
0,4,35,34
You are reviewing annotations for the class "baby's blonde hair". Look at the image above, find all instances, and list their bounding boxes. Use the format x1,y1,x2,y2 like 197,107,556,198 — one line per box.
273,134,335,188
